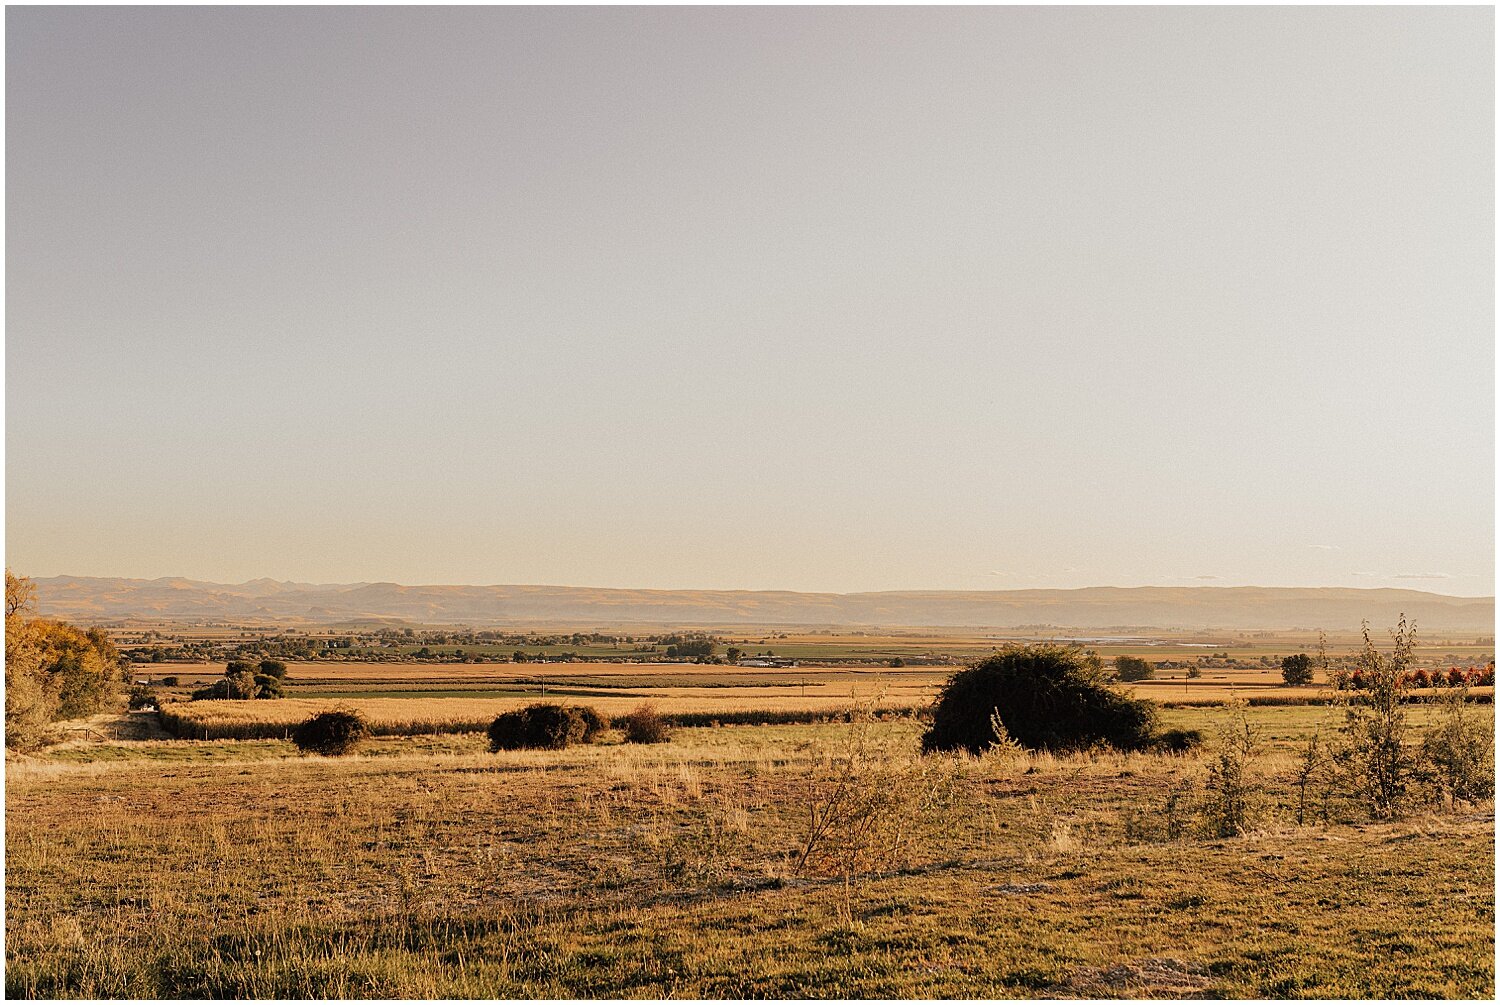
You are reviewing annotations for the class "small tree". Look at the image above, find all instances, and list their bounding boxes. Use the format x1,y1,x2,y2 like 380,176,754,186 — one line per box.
1201,701,1260,837
1420,679,1496,807
1281,653,1314,686
1114,655,1154,682
1332,618,1417,819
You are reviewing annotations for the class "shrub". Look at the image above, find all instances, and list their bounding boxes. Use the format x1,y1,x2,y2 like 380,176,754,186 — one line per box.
1152,728,1204,754
291,709,368,756
1281,653,1314,686
796,703,967,883
161,676,180,687
1201,702,1260,837
921,644,1161,754
1419,686,1496,807
1331,619,1418,819
575,705,610,741
620,704,671,744
127,685,157,710
259,659,288,679
1115,655,1155,682
487,703,591,751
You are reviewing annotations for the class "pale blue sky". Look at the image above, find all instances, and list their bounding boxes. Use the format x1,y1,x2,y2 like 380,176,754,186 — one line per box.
5,7,1493,594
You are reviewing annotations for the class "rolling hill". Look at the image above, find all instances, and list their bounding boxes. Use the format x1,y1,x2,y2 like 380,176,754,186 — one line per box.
26,576,1495,632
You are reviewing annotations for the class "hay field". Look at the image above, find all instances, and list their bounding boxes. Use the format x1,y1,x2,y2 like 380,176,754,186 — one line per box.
158,690,928,740
149,663,1436,740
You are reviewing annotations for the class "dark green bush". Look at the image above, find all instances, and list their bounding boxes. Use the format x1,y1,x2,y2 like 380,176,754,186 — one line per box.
1152,728,1205,753
291,709,368,756
575,705,610,741
619,704,671,744
259,659,288,680
921,644,1161,754
487,703,597,751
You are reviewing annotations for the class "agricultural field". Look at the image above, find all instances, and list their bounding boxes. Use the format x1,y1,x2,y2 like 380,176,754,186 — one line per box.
6,702,1493,998
128,650,1494,744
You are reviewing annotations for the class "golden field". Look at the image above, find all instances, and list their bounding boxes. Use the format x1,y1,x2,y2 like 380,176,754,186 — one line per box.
7,704,1494,998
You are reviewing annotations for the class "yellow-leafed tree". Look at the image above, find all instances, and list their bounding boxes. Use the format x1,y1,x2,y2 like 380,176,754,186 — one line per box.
5,570,123,749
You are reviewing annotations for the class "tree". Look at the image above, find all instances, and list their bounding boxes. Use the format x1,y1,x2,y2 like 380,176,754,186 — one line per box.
1281,653,1314,686
191,661,282,701
6,569,37,618
1114,655,1154,682
5,570,123,748
665,638,717,659
1333,618,1417,819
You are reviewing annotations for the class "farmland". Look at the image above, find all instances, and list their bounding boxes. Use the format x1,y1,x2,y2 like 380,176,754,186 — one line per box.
6,703,1494,998
126,630,1493,742
9,616,1495,998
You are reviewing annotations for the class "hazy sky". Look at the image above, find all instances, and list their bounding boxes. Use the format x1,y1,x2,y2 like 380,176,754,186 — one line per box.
5,7,1494,595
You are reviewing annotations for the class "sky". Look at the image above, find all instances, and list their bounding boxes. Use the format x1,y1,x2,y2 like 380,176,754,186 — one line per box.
5,6,1494,596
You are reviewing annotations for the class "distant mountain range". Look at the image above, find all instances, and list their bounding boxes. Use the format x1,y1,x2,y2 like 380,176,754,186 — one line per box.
26,576,1496,632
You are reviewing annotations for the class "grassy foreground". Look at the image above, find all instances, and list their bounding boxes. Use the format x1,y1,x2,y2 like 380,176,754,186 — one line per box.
5,708,1494,998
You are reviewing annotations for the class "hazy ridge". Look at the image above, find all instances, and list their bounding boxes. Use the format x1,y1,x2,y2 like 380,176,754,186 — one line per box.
28,576,1496,632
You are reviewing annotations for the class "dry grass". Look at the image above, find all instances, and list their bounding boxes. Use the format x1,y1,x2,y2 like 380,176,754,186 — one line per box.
6,704,1494,998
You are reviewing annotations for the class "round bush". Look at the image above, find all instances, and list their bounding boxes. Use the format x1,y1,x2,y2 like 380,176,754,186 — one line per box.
488,703,593,751
1152,728,1205,754
291,709,369,756
921,644,1162,754
619,704,671,744
575,705,610,741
